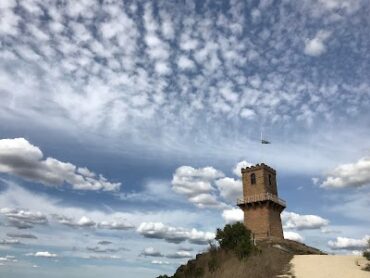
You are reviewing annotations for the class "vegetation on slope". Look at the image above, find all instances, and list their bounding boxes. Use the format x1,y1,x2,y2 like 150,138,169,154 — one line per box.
363,239,370,271
156,223,325,278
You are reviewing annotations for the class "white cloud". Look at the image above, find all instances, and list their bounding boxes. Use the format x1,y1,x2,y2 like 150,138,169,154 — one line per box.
282,211,329,230
215,178,242,203
0,138,121,191
240,108,256,119
54,215,135,230
304,30,331,56
98,220,134,230
284,231,304,242
312,177,319,185
77,216,95,227
177,56,196,70
0,208,48,229
317,0,360,12
137,222,215,245
232,161,252,177
0,255,17,263
222,208,243,224
321,157,370,188
328,235,369,250
171,166,225,208
151,260,170,265
54,215,95,228
166,251,192,259
29,251,58,258
154,61,170,75
141,247,163,257
88,254,121,260
187,193,222,209
0,1,19,36
0,239,20,245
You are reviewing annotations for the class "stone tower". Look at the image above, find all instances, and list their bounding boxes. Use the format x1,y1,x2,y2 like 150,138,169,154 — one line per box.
237,163,286,240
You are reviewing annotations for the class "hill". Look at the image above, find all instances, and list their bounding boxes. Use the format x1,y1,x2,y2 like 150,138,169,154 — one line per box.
163,238,325,278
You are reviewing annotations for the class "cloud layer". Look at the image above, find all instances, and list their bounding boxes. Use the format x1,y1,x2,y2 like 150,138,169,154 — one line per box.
0,0,369,166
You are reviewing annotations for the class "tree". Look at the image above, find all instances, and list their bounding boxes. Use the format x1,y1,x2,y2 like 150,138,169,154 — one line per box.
215,222,253,259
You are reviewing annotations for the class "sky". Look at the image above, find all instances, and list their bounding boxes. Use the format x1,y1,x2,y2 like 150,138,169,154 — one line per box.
0,0,370,277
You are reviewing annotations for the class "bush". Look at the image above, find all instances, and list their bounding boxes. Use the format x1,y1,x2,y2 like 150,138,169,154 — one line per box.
364,239,370,261
215,222,253,259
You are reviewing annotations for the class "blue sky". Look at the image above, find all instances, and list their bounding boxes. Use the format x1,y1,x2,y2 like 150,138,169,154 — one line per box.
0,0,370,277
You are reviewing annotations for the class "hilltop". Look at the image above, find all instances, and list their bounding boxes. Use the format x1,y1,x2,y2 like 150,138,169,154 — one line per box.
160,238,325,278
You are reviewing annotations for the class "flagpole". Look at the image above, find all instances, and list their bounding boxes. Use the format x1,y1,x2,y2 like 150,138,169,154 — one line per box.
260,128,263,163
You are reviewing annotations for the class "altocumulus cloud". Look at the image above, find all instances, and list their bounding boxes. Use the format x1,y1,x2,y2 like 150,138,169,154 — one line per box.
304,30,331,56
0,138,121,191
137,222,215,245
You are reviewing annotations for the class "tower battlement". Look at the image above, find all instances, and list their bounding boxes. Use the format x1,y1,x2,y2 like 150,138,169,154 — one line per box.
241,163,276,174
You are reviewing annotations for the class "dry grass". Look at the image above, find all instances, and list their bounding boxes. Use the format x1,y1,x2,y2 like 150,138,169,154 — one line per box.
171,239,325,278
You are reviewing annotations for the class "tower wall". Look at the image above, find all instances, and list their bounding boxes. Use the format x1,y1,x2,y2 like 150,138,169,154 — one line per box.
243,204,271,239
239,163,285,240
269,205,284,238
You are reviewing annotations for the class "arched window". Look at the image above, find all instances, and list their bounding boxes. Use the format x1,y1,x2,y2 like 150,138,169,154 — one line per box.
268,174,272,185
250,173,256,185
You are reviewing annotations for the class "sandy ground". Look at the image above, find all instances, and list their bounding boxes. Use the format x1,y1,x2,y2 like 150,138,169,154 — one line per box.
290,255,369,278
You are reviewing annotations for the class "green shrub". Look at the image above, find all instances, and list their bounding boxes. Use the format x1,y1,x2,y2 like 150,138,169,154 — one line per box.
215,222,253,259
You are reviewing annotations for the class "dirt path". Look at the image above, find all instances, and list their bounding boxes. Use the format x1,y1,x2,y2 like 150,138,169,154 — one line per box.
290,255,369,278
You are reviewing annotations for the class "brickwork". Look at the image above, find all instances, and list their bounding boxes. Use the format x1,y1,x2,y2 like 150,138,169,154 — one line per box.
238,163,285,239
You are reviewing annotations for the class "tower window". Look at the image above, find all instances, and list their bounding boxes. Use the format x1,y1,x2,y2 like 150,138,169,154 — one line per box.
250,173,256,185
269,174,272,185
